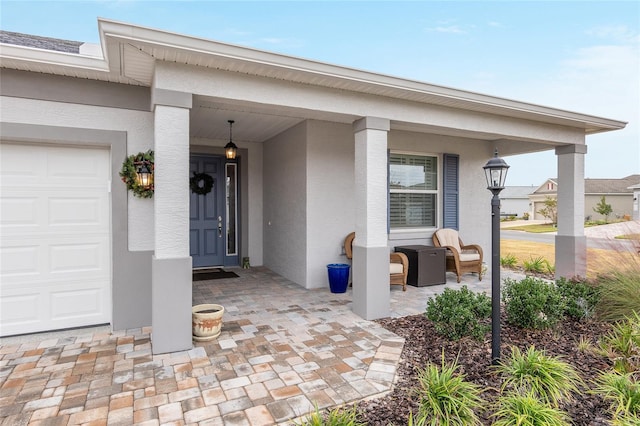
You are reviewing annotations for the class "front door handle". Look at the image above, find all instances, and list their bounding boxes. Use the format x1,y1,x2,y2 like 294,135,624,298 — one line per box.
218,216,223,237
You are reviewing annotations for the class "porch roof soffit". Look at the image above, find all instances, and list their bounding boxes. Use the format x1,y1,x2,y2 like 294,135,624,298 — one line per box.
1,18,627,137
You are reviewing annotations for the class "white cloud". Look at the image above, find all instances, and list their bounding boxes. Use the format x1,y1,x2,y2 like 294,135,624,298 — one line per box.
495,28,639,184
428,25,466,34
586,25,640,44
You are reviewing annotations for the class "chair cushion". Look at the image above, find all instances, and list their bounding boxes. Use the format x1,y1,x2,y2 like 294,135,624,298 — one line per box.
436,229,462,252
389,263,404,274
459,253,480,262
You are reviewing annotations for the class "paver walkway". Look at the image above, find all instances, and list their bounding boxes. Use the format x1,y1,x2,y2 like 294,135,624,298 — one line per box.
1,266,520,425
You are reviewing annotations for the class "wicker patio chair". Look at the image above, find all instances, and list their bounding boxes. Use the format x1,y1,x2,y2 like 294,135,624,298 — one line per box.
432,228,483,283
344,232,408,291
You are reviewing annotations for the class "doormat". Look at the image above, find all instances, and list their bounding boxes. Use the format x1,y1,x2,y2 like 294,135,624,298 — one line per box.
192,268,239,281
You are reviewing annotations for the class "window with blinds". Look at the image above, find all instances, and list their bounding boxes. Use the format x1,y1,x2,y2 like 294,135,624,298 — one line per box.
389,153,438,228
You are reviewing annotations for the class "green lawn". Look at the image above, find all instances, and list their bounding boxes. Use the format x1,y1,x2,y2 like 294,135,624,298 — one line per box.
501,223,558,233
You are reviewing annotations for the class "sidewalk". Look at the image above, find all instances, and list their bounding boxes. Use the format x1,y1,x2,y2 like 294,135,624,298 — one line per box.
501,219,640,239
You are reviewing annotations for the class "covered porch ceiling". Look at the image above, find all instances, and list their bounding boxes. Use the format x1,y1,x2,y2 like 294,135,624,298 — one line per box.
189,95,564,156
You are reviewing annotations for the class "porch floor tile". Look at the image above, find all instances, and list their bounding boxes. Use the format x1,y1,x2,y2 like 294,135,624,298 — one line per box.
0,266,523,425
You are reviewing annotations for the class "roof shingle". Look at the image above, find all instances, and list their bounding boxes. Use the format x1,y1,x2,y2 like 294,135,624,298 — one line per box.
0,30,82,54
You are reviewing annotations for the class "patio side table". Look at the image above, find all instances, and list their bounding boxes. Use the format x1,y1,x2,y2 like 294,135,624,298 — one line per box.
394,245,446,286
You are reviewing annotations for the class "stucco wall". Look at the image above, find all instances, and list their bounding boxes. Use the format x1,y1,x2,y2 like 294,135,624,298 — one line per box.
263,121,308,285
586,194,633,220
246,142,265,266
306,121,355,289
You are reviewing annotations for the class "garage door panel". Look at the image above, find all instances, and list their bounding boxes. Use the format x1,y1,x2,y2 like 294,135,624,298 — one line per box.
1,191,109,235
2,237,109,277
51,287,105,320
0,292,42,330
48,148,109,180
0,196,39,226
0,144,44,185
0,244,40,276
49,197,105,226
50,242,105,273
1,281,109,336
0,142,111,336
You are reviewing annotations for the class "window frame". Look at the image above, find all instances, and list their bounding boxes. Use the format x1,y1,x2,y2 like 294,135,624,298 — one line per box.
388,151,441,234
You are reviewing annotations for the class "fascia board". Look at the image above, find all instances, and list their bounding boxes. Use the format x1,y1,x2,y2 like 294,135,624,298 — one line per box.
0,42,109,73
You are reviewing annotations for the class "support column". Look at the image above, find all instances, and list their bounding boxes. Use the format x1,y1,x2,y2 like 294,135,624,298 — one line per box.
152,90,193,354
555,144,588,279
352,117,390,320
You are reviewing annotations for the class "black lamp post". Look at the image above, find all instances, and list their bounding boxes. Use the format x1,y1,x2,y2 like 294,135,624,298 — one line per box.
483,149,510,364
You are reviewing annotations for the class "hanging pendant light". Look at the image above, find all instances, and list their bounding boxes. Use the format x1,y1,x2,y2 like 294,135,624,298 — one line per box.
224,120,238,160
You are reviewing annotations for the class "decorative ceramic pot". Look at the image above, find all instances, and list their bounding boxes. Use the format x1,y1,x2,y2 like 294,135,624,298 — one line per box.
192,304,224,342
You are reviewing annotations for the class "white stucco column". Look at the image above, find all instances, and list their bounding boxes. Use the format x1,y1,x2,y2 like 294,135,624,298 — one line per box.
352,117,390,320
151,89,193,354
555,144,587,278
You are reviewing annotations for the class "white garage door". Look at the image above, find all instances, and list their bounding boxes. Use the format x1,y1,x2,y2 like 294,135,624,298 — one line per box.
1,143,111,336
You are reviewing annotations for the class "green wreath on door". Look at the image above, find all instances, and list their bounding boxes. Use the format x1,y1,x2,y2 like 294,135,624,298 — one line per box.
190,172,214,195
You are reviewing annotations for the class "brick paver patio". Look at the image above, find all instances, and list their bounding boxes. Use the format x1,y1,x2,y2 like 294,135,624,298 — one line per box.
1,266,518,425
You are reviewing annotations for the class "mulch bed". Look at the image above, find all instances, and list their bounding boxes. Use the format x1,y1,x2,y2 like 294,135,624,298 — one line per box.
355,314,614,425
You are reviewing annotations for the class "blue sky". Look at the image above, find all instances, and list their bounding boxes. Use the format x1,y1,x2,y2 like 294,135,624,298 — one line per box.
1,0,638,186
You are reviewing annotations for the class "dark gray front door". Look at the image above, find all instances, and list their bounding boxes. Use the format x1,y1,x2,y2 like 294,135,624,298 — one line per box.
190,155,224,268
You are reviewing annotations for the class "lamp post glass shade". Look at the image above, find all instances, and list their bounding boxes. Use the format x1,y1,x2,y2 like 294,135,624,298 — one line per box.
483,150,510,192
225,120,237,159
135,163,153,189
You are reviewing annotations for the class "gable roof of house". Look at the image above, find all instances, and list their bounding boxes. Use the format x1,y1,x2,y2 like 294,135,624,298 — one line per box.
531,179,558,195
585,175,640,194
0,19,627,137
501,186,536,199
532,175,640,195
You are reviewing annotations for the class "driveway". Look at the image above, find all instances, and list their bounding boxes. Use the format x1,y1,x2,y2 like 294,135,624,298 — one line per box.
501,220,640,251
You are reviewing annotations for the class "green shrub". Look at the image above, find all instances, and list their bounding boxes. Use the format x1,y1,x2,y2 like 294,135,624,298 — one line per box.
414,353,484,426
596,268,640,323
295,405,364,426
593,370,640,422
598,312,640,374
495,346,582,407
492,392,571,426
523,256,548,274
555,277,600,320
502,277,565,329
501,253,518,268
425,286,491,340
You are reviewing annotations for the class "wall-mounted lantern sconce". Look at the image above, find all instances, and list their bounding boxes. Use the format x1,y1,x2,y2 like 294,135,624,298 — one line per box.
135,162,153,189
120,150,154,198
225,120,238,160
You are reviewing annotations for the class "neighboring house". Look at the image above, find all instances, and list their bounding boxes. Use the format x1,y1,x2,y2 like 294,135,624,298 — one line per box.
529,175,639,221
0,21,627,353
500,186,536,218
630,183,640,220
